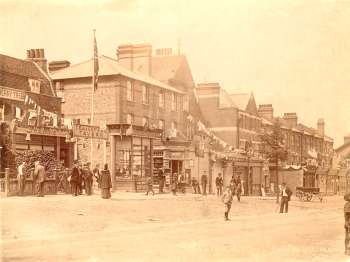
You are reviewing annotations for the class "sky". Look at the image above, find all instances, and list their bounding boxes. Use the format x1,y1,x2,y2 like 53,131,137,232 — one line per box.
1,0,350,146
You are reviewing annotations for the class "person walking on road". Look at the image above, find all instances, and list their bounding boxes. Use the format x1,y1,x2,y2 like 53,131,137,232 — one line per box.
201,171,208,195
145,176,155,196
33,161,46,197
222,186,233,221
70,162,80,196
100,164,112,199
235,176,242,202
171,173,178,196
280,182,292,213
17,161,26,196
215,173,223,197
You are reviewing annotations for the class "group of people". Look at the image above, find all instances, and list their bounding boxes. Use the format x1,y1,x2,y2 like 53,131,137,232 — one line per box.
17,160,46,197
221,175,243,221
191,171,208,195
70,161,112,199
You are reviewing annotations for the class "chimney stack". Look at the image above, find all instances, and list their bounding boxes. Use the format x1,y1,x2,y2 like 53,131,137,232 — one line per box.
283,113,298,128
258,104,274,121
317,118,325,137
26,48,48,73
117,44,152,76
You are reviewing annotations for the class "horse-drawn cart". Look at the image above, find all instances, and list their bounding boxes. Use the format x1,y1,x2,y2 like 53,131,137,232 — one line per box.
295,187,323,202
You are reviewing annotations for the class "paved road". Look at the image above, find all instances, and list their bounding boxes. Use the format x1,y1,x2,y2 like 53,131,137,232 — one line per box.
0,194,347,262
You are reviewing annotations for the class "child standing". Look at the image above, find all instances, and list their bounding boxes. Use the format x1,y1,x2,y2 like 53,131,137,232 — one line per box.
222,186,233,221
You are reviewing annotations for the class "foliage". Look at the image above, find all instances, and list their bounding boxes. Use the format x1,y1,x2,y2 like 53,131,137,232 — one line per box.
15,150,62,178
259,119,288,163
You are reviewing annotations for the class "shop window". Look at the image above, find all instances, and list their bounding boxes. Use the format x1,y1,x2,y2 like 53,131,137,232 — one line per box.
126,80,134,101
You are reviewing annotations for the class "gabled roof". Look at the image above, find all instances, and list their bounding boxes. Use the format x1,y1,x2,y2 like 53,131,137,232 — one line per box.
0,54,54,97
151,54,195,90
51,55,183,94
230,92,258,115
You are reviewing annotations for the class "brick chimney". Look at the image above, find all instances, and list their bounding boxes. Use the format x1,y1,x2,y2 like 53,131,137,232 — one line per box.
48,60,70,73
117,44,152,76
258,104,274,121
317,118,325,136
26,48,48,73
345,134,350,144
283,113,298,128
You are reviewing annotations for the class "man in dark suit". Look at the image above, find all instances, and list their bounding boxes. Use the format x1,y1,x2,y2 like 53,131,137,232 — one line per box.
201,171,208,195
280,182,292,213
33,161,46,197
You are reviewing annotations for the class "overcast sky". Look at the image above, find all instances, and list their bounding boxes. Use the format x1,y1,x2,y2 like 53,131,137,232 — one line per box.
1,0,350,146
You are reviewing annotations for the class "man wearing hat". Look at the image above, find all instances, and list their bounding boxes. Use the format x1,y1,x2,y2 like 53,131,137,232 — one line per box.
280,182,292,213
33,160,46,197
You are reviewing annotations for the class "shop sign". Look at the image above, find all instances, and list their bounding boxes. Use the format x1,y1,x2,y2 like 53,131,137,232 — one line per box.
73,124,108,140
163,159,170,169
20,126,70,137
170,151,184,159
0,86,25,101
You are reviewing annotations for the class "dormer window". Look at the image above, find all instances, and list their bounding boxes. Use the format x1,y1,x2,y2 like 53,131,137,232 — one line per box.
29,79,41,94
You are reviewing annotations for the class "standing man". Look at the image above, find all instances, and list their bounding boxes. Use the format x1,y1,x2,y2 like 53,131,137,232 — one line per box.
280,182,292,213
93,164,101,189
235,175,242,202
33,161,46,197
215,173,223,197
83,162,93,195
70,161,80,196
222,186,233,221
201,171,208,195
17,161,26,196
145,176,155,196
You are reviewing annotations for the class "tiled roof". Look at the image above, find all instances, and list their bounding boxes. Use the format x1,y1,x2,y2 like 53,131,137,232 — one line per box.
151,55,185,83
0,54,54,97
51,55,183,94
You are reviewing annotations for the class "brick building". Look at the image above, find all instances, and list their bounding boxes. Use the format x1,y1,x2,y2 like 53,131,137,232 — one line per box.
0,50,72,172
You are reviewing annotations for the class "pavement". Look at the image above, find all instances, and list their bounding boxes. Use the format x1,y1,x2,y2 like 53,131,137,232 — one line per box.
0,192,348,262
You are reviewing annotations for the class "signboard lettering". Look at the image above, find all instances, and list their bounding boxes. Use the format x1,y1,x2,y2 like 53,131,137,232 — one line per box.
0,86,25,101
73,124,108,140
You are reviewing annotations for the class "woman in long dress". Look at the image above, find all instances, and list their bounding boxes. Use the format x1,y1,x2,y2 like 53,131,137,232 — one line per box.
100,164,112,199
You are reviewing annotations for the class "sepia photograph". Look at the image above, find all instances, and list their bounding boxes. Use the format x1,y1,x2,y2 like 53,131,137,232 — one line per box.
1,0,350,261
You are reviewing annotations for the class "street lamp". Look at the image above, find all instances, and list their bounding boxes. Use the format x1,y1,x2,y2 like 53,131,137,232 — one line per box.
25,131,31,150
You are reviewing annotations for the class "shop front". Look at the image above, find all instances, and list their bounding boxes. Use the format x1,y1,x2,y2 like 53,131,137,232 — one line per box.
108,124,162,192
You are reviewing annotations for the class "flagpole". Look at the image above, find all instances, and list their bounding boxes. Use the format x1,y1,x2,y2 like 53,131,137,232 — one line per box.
90,29,96,165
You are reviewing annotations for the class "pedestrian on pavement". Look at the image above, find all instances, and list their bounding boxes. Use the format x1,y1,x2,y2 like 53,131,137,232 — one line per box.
17,161,26,196
82,162,93,195
178,172,185,194
215,173,223,197
93,164,101,189
70,161,80,196
344,193,350,255
78,162,83,195
171,173,178,196
191,177,198,194
279,182,292,213
100,164,112,199
235,176,242,202
33,160,46,197
145,176,155,196
222,186,233,221
158,169,165,194
201,171,208,195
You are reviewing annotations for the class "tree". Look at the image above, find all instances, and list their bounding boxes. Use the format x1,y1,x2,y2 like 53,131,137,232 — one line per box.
260,119,288,203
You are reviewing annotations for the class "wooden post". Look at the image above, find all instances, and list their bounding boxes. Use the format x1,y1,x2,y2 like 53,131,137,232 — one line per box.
5,168,10,197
